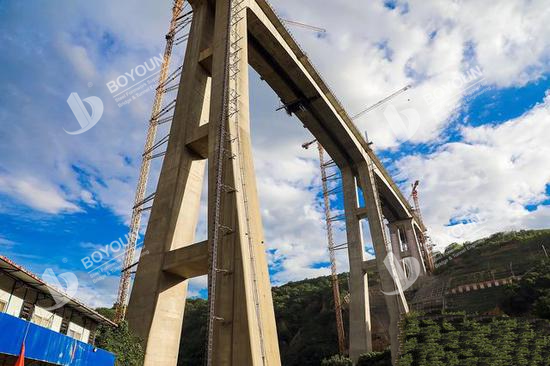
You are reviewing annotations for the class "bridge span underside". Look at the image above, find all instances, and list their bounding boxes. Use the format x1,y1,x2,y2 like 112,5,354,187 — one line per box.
126,0,427,365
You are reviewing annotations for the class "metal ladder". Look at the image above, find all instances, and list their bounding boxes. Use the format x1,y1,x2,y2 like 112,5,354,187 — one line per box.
367,158,408,310
207,0,267,364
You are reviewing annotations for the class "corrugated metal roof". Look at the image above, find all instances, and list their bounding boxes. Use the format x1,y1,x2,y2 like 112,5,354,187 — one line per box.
0,255,116,327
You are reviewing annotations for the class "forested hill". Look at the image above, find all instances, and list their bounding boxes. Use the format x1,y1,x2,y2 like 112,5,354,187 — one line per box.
176,229,550,366
178,275,350,366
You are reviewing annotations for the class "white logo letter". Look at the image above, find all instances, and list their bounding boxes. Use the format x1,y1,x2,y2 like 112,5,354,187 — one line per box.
106,80,119,93
41,268,79,311
65,92,104,135
381,253,421,295
383,104,420,143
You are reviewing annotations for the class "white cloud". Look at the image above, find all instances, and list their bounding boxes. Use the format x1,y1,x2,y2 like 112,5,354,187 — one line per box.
58,40,97,81
80,190,96,205
396,92,550,249
0,236,16,249
0,175,80,214
1,0,550,295
269,0,550,148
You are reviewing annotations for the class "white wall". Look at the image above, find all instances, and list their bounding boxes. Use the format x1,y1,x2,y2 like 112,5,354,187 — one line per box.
32,305,63,332
51,313,63,332
0,278,23,317
68,321,89,343
0,272,96,344
82,328,90,344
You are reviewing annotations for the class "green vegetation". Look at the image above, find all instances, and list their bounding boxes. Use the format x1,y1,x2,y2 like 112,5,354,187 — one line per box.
357,350,391,365
178,299,208,365
94,307,144,366
130,229,550,365
273,275,350,365
95,321,144,366
95,307,116,320
179,275,351,365
398,313,550,366
502,259,550,319
428,229,550,314
435,229,550,280
445,286,509,314
321,354,353,366
321,350,391,366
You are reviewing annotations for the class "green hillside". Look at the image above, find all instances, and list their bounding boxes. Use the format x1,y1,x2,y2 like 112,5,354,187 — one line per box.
435,229,550,281
176,229,550,365
178,275,351,366
416,229,550,315
399,314,550,366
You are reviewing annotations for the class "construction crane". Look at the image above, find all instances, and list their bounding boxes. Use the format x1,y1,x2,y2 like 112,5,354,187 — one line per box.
282,19,326,33
302,139,346,355
410,180,423,225
113,0,189,324
298,84,422,350
410,180,435,272
351,84,411,120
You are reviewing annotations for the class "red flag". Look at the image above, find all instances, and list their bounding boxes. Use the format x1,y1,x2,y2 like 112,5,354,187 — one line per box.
14,342,24,366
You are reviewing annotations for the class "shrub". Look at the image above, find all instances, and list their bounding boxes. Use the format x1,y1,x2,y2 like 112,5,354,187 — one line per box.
357,350,392,365
95,321,144,366
320,354,353,366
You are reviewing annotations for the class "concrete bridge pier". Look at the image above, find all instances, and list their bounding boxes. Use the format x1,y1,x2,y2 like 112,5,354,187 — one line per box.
388,218,427,276
342,161,410,364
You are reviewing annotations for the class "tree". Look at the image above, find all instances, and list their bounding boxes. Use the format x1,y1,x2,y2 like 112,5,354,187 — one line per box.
320,354,353,366
95,321,144,366
357,350,391,366
502,259,550,319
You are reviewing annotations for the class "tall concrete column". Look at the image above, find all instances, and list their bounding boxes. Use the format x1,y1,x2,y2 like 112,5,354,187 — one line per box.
342,166,372,362
391,218,426,276
388,224,403,261
207,0,280,364
403,221,426,275
126,1,213,364
356,160,408,366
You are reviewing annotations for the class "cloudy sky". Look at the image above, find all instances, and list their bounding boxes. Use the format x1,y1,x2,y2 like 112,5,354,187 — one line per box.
0,0,549,308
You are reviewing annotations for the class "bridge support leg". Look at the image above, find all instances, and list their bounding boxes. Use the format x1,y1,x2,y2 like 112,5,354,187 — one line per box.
205,0,281,364
388,219,427,276
356,160,409,366
342,166,372,362
388,223,404,262
125,1,213,363
404,219,427,275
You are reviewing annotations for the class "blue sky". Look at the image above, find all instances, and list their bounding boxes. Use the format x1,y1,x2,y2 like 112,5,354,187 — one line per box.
1,0,550,307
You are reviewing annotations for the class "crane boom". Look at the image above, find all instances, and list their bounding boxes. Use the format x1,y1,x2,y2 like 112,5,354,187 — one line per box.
113,0,188,324
351,84,411,120
282,19,326,33
410,180,435,272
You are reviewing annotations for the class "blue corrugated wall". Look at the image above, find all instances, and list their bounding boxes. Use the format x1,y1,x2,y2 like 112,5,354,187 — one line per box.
0,312,115,365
